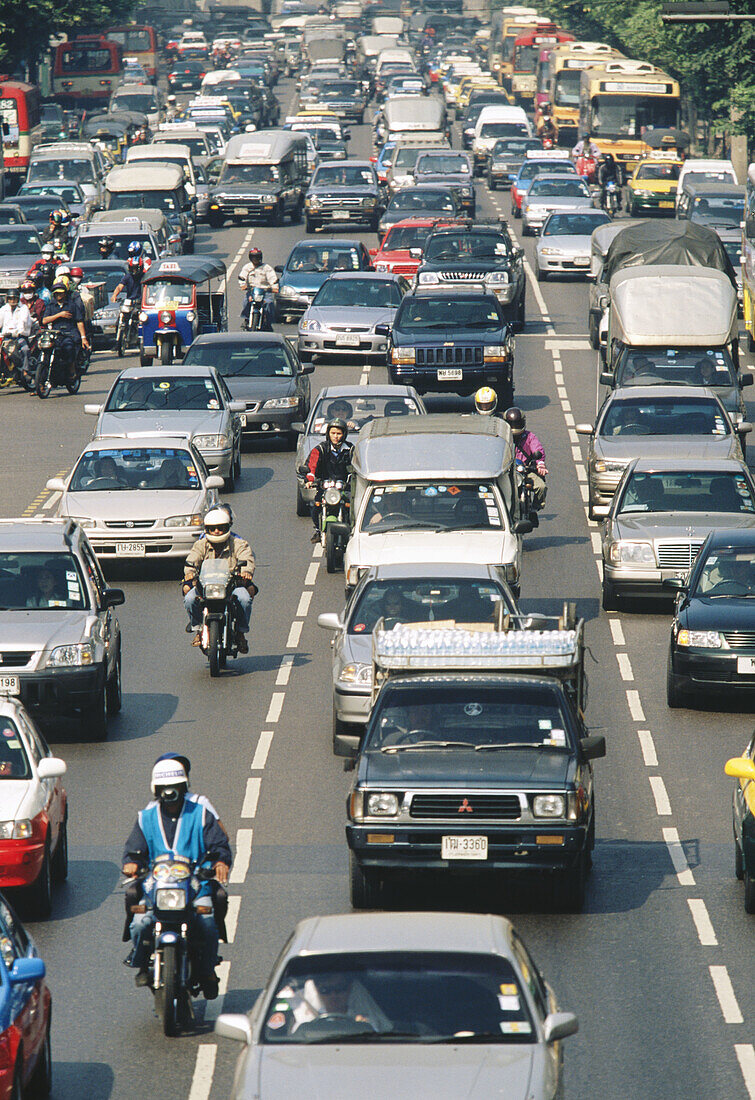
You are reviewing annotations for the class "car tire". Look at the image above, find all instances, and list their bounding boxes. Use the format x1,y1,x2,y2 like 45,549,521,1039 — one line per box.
208,214,223,229
349,852,382,909
521,223,530,237
601,576,619,612
488,177,497,191
628,202,637,218
515,290,526,331
140,353,153,366
82,687,108,741
554,852,587,913
296,483,309,517
535,261,546,282
52,814,68,884
735,836,744,880
745,867,755,914
666,657,689,708
27,839,52,919
225,462,236,492
305,217,317,233
106,651,122,716
27,1025,52,1099
588,315,599,349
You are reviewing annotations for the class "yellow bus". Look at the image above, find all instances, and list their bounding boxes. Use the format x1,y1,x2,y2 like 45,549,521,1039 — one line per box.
545,42,617,147
579,60,681,173
495,12,550,89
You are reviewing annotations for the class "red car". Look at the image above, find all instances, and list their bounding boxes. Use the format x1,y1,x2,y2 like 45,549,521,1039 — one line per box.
0,894,51,1099
370,217,463,278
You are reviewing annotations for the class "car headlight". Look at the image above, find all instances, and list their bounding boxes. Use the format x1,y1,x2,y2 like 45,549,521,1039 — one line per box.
262,194,276,203
192,434,230,449
139,311,148,322
306,195,321,207
263,396,299,409
461,187,472,196
540,248,564,256
159,310,172,325
47,643,95,667
418,272,439,285
375,261,390,272
362,196,376,206
0,820,32,840
532,794,566,818
165,513,203,527
367,792,399,816
391,347,415,363
632,189,652,198
608,540,655,565
300,318,321,332
68,516,96,529
155,887,187,909
592,460,626,474
484,344,506,358
677,629,723,648
339,662,373,685
185,310,196,322
486,271,509,285
278,285,297,298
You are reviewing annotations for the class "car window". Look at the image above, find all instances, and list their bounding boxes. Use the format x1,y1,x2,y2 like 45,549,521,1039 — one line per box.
287,244,361,272
79,541,106,605
106,376,221,411
0,717,31,779
348,578,511,634
313,278,403,308
184,342,293,377
310,394,420,434
694,547,755,596
601,397,729,438
424,232,508,262
0,895,27,965
617,471,755,515
0,229,42,254
398,297,501,330
543,213,610,236
361,482,503,531
69,447,202,492
0,551,89,611
510,935,549,1022
616,348,736,388
390,190,456,213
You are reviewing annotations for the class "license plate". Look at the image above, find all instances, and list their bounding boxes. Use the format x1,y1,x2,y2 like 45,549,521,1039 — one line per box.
438,368,463,381
737,656,755,674
0,675,19,695
336,333,360,346
659,201,674,208
442,835,488,860
574,257,589,266
115,542,146,557
233,207,247,215
339,211,351,219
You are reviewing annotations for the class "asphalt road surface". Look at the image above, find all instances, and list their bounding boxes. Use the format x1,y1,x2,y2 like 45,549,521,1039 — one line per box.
2,80,753,1099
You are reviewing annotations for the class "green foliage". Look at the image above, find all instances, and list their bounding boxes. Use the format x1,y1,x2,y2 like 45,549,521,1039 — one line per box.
0,0,134,70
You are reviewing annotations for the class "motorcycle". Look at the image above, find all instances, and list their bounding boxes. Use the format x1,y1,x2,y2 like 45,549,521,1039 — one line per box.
243,286,270,332
603,179,620,216
193,560,251,677
316,477,351,573
35,329,80,398
116,298,140,357
0,336,35,392
125,854,219,1036
516,456,545,529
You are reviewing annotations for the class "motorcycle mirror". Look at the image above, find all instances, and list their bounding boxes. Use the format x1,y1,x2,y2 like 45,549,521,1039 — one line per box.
46,477,66,493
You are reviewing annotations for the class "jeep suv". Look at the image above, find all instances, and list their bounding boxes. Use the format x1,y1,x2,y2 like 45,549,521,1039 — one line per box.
415,220,526,330
0,519,124,741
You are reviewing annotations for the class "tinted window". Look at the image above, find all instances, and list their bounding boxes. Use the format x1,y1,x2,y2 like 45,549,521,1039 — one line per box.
529,178,588,197
543,213,610,236
397,296,501,330
389,190,455,212
69,447,202,491
0,552,89,611
424,231,508,262
184,342,293,377
0,229,42,254
617,471,755,515
601,397,729,438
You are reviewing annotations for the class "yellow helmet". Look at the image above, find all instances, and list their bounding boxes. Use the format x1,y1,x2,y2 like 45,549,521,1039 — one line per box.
474,386,497,416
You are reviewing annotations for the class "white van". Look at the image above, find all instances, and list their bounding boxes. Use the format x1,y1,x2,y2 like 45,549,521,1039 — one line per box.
473,105,531,171
125,142,197,198
676,159,738,207
375,47,416,76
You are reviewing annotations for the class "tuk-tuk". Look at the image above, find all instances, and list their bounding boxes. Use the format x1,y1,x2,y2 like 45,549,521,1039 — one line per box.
139,256,228,365
83,111,150,162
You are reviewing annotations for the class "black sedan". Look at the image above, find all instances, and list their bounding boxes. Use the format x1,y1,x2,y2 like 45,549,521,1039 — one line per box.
667,529,755,706
168,59,207,92
183,333,313,447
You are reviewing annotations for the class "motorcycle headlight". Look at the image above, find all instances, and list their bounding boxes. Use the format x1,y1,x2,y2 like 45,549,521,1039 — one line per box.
165,513,203,527
139,311,148,322
263,396,298,409
192,434,229,449
300,318,320,332
338,662,373,685
47,643,94,667
418,272,439,285
608,540,655,566
324,486,342,505
186,310,196,322
155,887,187,910
159,310,172,325
0,820,32,840
367,792,399,816
677,629,722,648
533,794,566,818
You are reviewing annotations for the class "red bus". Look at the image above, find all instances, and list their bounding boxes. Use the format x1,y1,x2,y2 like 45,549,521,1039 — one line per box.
0,80,42,184
106,25,158,82
52,35,123,107
511,27,573,104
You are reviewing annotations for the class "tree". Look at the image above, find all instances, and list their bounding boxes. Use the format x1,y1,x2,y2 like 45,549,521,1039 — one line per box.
0,0,134,74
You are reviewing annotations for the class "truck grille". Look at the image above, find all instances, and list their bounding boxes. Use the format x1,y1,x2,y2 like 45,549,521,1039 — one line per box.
416,345,483,366
318,196,364,208
656,541,705,569
438,271,485,282
0,652,33,667
722,631,755,649
410,793,521,819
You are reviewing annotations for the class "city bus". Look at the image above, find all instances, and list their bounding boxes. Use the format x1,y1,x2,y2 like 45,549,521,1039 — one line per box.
579,60,681,174
106,25,159,81
51,35,123,108
511,25,572,104
493,11,549,90
0,80,42,189
544,41,617,146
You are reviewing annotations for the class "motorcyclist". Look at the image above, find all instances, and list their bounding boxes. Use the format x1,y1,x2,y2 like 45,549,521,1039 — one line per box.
0,288,33,379
27,243,58,279
21,279,45,327
69,266,94,325
503,406,548,509
237,247,278,330
98,235,116,260
538,112,558,145
34,264,56,305
598,153,622,211
121,758,232,998
41,209,63,245
182,505,256,654
474,386,498,416
111,254,145,304
572,133,600,159
41,279,89,382
306,417,353,543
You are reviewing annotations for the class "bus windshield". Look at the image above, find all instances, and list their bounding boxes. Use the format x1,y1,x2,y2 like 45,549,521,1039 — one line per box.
554,69,580,107
591,95,678,139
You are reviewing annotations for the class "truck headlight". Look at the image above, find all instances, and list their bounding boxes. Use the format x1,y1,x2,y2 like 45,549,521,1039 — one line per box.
155,887,187,909
418,272,439,285
391,348,415,363
367,792,399,816
677,630,722,648
339,662,373,685
47,643,94,667
0,820,32,840
608,541,655,565
193,434,230,448
165,513,203,527
533,794,566,818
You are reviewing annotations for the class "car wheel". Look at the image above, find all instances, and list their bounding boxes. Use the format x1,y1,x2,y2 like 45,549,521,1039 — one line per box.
554,852,587,912
349,852,382,909
601,576,618,612
628,202,637,218
296,483,310,517
82,687,108,741
521,223,530,237
666,656,688,708
52,813,68,884
106,650,122,716
305,217,317,233
224,461,236,493
745,867,755,914
27,838,52,919
535,261,546,282
735,836,744,880
515,290,526,331
27,1025,52,1099
208,214,223,229
588,315,598,349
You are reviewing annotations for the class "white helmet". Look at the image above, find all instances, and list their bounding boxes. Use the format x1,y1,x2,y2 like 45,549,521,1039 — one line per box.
150,759,189,794
203,505,232,545
56,265,71,280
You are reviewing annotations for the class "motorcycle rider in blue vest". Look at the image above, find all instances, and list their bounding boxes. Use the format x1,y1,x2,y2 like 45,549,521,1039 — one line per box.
122,759,232,999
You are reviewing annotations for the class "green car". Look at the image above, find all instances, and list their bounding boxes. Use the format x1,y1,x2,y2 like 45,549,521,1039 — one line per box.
725,738,755,913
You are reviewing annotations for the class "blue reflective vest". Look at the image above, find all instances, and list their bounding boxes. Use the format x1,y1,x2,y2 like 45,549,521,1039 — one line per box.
138,800,211,898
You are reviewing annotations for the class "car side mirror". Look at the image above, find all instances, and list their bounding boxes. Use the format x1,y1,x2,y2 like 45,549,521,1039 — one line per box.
513,519,533,534
290,422,306,433
737,421,752,435
84,403,103,415
215,1013,253,1044
46,477,66,493
37,757,66,779
228,401,246,414
741,373,754,387
581,734,606,761
205,475,225,490
274,264,283,275
374,322,391,336
725,756,755,782
103,587,125,608
409,247,422,258
9,957,45,985
599,371,614,387
663,577,687,592
317,612,342,631
302,363,315,374
543,1011,578,1043
575,423,593,435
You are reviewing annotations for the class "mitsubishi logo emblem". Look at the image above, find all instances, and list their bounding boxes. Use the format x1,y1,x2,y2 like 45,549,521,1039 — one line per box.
458,798,473,813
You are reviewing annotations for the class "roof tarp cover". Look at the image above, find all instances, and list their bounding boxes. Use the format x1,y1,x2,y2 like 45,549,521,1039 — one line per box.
602,219,737,288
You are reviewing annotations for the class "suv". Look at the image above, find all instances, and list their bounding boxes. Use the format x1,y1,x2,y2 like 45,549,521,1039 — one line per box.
0,519,124,741
415,220,526,331
305,160,384,233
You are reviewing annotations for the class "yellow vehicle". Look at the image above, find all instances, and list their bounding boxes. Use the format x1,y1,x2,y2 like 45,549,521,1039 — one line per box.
457,75,500,110
488,7,539,84
545,42,617,147
498,13,551,90
626,155,682,216
578,60,681,174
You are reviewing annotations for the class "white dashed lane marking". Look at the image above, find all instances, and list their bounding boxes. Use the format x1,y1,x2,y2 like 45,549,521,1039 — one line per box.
241,777,261,818
229,828,253,884
649,775,672,816
251,730,274,770
736,1045,755,1099
710,966,744,1024
687,899,718,946
266,692,285,723
663,827,696,886
187,1045,216,1100
637,730,658,767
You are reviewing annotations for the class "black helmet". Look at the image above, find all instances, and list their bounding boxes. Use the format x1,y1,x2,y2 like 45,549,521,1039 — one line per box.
248,247,262,263
327,417,348,440
98,235,115,255
503,406,526,435
38,262,57,288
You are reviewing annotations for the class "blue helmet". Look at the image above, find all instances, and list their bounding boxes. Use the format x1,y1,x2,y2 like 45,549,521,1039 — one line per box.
127,240,142,256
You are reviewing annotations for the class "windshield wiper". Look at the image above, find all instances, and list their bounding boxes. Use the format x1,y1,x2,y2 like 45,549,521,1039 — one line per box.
306,1030,428,1044
431,1032,523,1044
381,740,473,752
476,742,553,751
439,521,498,531
368,520,445,531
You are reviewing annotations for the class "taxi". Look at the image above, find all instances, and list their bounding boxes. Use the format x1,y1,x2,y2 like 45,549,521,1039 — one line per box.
0,894,51,1100
725,737,755,913
626,155,682,217
457,76,501,111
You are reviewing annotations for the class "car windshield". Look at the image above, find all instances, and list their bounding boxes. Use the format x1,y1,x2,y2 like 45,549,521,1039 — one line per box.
398,296,501,330
320,81,361,96
529,178,588,197
424,231,509,262
382,224,431,251
74,235,153,261
313,278,403,308
184,342,293,377
361,482,503,531
313,166,374,187
310,394,420,434
615,347,737,389
695,547,755,596
0,552,88,611
617,470,755,514
684,169,735,186
390,190,455,212
220,164,279,184
28,159,94,183
348,578,510,633
636,163,680,181
479,122,528,138
287,245,361,272
691,197,743,225
20,184,82,203
601,397,729,437
83,267,127,295
367,682,571,752
0,719,30,780
69,447,202,491
0,210,22,225
542,212,609,236
415,154,469,175
105,376,220,411
112,93,158,112
262,950,535,1044
492,138,539,157
0,229,41,255
110,185,179,216
519,162,574,181
142,282,194,306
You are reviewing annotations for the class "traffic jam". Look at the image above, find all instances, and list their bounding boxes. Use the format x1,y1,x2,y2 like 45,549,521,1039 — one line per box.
0,1,752,1098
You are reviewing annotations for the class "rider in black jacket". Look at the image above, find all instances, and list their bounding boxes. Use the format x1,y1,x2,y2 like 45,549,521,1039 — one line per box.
305,418,353,542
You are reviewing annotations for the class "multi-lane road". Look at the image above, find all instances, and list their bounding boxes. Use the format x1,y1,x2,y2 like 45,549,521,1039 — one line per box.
3,81,753,1099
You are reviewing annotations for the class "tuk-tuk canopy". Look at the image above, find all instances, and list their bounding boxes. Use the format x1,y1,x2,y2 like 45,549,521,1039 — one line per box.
142,256,227,285
84,110,149,135
609,264,737,347
602,220,737,289
642,128,691,152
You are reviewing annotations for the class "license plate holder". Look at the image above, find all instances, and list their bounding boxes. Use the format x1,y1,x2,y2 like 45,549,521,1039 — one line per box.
336,333,360,346
441,835,488,860
659,201,674,208
0,675,20,695
233,207,247,215
438,368,463,381
115,542,146,557
574,257,589,266
737,656,755,674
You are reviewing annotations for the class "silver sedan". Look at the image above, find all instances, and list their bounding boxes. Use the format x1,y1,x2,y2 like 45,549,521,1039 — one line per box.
534,209,611,280
48,436,224,561
522,175,593,236
298,272,409,364
215,911,578,1099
